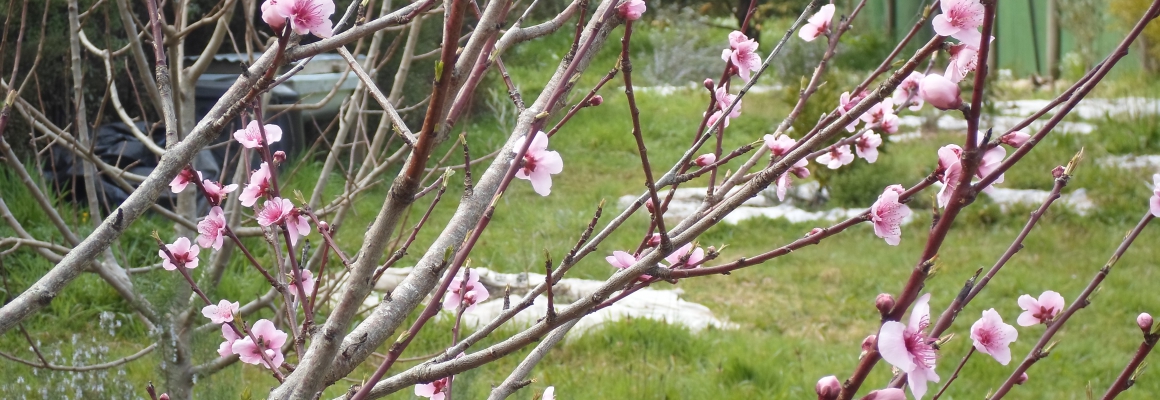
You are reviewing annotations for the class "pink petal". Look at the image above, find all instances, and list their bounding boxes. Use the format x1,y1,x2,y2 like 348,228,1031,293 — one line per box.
877,321,916,372
931,15,960,37
909,293,932,331
1039,290,1065,313
1017,311,1040,327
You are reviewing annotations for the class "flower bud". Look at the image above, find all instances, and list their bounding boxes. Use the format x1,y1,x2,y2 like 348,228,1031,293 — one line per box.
1051,165,1065,179
273,150,287,164
588,95,604,107
617,0,645,21
159,395,170,400
1000,131,1031,148
919,74,963,110
646,233,662,247
1139,312,1154,333
815,375,841,400
875,293,896,316
703,78,715,90
695,153,717,167
318,220,330,233
862,388,905,400
806,227,824,237
645,198,656,213
1015,372,1029,385
861,334,877,354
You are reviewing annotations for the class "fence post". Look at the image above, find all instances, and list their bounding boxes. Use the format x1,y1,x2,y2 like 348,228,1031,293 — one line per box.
1046,0,1061,79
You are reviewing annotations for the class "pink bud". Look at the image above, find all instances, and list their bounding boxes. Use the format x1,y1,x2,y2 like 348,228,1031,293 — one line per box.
646,233,662,247
1139,313,1154,333
875,294,895,315
816,375,841,400
703,78,715,90
317,220,330,232
1015,372,1028,385
617,0,646,21
588,95,604,107
806,227,824,237
645,198,656,213
1000,131,1031,148
862,388,906,400
1051,165,1065,179
159,395,170,400
861,335,877,352
695,153,717,167
918,74,963,110
273,150,287,164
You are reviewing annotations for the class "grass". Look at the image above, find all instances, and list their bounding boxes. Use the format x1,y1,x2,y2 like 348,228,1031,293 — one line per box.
4,12,1160,400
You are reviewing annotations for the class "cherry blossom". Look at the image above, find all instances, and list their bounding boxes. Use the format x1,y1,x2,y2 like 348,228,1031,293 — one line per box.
871,185,911,246
445,269,490,312
196,206,228,251
798,4,835,42
415,377,450,400
708,87,742,128
1000,131,1031,148
721,31,761,82
284,208,311,245
919,74,963,110
862,388,906,400
856,132,883,163
665,243,705,268
202,179,238,206
606,250,650,281
1018,290,1065,326
839,91,866,132
542,386,556,400
231,319,287,369
970,308,1018,365
201,299,240,324
932,0,985,48
170,169,202,193
218,324,240,358
764,134,797,156
1150,174,1160,217
288,269,315,297
975,144,1007,189
233,121,283,149
258,197,295,227
514,131,564,196
946,43,979,83
261,0,285,28
273,0,335,38
695,153,717,167
816,145,854,169
862,99,900,133
816,375,840,400
879,293,940,400
160,237,200,271
776,158,811,201
618,0,646,21
240,162,273,207
893,72,925,111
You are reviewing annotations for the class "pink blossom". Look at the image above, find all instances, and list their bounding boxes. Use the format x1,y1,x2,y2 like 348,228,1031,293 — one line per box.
646,233,662,247
764,134,797,156
514,131,564,196
1017,290,1065,326
776,158,811,201
695,153,717,167
816,375,840,400
607,250,651,280
288,269,315,297
261,0,286,28
542,386,556,400
798,4,836,42
196,206,228,251
838,92,865,132
1150,174,1160,217
160,237,200,271
976,144,1006,189
862,99,900,133
415,377,450,400
861,388,906,400
856,132,883,163
665,243,705,268
878,293,940,400
946,43,979,83
936,144,964,208
233,121,283,149
257,197,294,227
708,87,742,128
893,72,925,111
722,31,761,82
816,145,854,169
919,74,963,110
970,308,1018,365
170,169,202,193
284,208,311,245
871,185,911,246
932,0,985,48
1000,131,1031,148
231,319,287,369
201,299,240,324
445,269,490,312
218,324,240,358
273,0,335,38
240,162,273,207
202,179,238,206
618,0,646,21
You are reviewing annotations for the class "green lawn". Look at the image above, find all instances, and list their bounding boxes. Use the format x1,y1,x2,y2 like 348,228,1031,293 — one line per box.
4,14,1160,400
